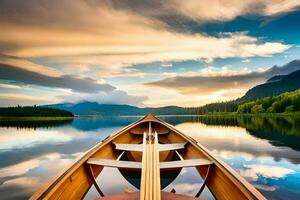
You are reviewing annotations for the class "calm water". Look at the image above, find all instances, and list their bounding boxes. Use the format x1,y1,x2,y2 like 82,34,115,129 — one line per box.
0,115,300,200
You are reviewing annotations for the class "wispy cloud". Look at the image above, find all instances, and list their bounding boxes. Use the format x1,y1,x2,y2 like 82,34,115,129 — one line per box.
58,90,148,107
0,93,57,107
145,60,300,97
0,62,115,93
102,0,300,22
170,0,300,22
0,57,61,76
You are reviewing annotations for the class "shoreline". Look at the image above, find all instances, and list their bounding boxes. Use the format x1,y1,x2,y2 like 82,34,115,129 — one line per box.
0,112,299,120
0,116,74,121
204,112,300,117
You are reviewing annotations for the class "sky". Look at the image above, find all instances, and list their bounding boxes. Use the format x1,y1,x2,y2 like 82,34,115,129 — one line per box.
0,0,300,107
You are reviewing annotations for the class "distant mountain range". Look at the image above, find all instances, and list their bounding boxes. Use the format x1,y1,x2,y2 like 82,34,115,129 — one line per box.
241,69,300,100
45,60,300,115
44,102,195,116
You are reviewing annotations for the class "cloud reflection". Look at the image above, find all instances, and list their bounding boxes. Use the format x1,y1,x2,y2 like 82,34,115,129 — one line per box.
0,159,41,177
0,127,85,150
240,164,295,181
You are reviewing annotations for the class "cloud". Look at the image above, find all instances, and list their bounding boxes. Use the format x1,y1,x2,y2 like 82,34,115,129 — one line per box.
0,83,22,89
161,63,173,68
0,61,147,106
2,31,290,69
64,65,89,73
102,0,300,23
58,90,148,107
170,0,300,22
263,0,300,15
146,60,300,96
0,93,57,107
0,1,291,69
0,57,61,76
242,59,251,63
0,62,115,93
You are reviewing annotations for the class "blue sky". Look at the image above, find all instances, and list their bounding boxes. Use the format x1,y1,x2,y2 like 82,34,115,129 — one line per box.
0,0,300,107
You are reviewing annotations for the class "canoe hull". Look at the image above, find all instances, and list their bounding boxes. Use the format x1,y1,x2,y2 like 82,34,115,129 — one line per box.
30,114,265,200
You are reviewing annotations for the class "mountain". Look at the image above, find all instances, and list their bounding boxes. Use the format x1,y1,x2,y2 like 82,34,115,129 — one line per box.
45,102,142,116
266,75,286,83
44,101,195,116
241,69,300,100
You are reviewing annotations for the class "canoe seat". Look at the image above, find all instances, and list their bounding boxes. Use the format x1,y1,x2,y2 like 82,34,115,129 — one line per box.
87,158,141,169
87,158,212,169
114,143,187,152
160,159,212,169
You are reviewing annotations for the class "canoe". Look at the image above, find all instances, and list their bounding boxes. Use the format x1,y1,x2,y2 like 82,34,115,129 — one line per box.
30,113,266,200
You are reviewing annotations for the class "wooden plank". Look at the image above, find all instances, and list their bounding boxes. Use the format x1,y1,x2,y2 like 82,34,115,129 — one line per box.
154,132,161,200
99,191,205,200
140,123,162,200
114,143,186,152
87,158,141,169
86,158,212,170
159,143,186,151
115,144,142,151
139,132,147,200
160,159,212,169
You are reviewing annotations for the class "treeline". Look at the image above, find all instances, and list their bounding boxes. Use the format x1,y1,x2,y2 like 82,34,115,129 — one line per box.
145,103,238,115
193,101,239,114
0,106,74,117
237,89,300,114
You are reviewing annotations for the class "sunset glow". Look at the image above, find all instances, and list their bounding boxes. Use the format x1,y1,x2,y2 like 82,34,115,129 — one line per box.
0,0,300,107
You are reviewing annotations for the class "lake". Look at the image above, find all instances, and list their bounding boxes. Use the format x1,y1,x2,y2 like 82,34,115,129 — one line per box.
0,115,300,200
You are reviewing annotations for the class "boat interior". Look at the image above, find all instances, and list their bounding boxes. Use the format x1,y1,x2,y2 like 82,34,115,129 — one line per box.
31,113,265,200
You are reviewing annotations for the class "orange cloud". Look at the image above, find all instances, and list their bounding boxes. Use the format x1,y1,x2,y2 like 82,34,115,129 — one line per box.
0,1,291,70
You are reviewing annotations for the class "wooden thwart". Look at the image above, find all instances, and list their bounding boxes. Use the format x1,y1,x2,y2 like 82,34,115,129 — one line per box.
160,158,212,169
87,158,212,169
87,158,141,169
114,143,186,152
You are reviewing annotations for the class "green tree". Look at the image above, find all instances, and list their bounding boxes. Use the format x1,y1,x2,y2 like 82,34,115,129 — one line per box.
251,105,265,114
285,105,294,113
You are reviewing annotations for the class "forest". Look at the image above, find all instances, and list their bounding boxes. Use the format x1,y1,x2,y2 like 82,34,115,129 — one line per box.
0,105,74,117
193,101,239,114
237,89,300,114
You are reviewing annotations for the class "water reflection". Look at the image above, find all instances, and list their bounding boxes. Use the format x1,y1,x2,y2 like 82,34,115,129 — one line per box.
0,115,300,200
0,119,73,129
